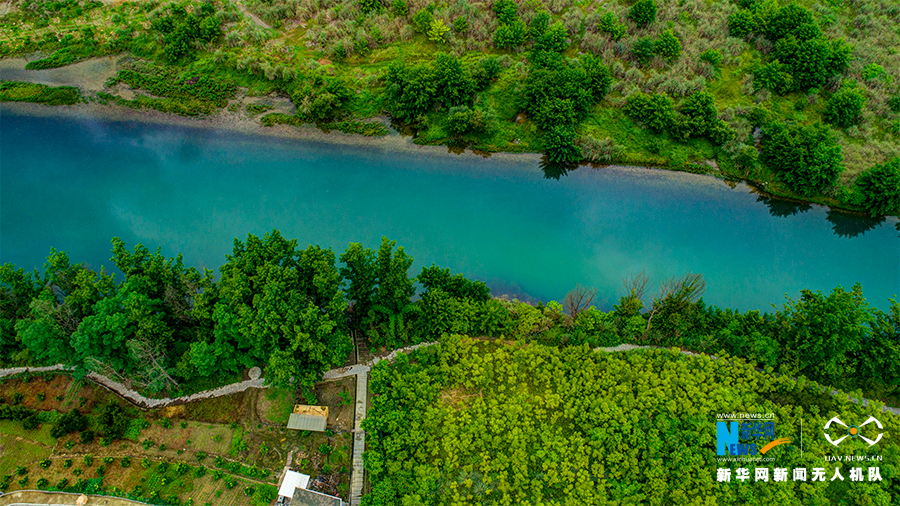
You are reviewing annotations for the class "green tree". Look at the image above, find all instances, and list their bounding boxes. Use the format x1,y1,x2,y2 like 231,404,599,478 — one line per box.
631,37,655,65
384,61,437,120
418,265,490,302
598,11,627,40
340,243,378,324
824,86,866,128
628,0,657,27
654,29,681,60
760,122,843,196
1,264,44,359
427,18,450,43
775,284,872,387
534,21,568,53
434,53,472,107
360,0,383,14
545,126,582,163
367,237,416,347
492,0,518,25
216,230,349,388
624,92,674,133
494,20,528,49
855,157,900,216
15,292,73,365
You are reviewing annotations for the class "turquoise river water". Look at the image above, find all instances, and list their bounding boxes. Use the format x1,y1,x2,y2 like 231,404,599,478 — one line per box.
1,112,898,311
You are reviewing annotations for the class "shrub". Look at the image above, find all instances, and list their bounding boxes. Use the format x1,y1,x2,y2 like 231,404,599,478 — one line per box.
631,37,655,65
856,158,900,216
823,86,865,128
761,122,843,196
22,414,39,430
495,20,528,49
157,462,169,473
80,430,94,444
359,0,382,14
64,459,72,468
629,0,657,27
624,92,674,133
141,458,152,469
754,61,793,94
121,457,131,467
103,457,114,465
36,477,49,489
39,459,51,469
392,0,408,17
654,29,681,60
412,9,434,33
598,12,627,40
728,10,756,38
427,19,450,43
700,49,723,67
544,126,582,163
83,455,93,467
51,409,87,438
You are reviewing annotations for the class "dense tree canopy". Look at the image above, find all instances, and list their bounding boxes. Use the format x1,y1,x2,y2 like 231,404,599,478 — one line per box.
856,157,900,217
760,122,843,196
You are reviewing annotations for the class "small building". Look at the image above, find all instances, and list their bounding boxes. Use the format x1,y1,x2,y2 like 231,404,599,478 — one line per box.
287,404,329,432
291,487,345,506
278,470,311,500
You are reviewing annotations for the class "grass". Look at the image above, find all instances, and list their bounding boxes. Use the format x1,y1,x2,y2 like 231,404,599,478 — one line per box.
0,419,58,447
262,388,293,425
0,81,80,105
0,432,53,473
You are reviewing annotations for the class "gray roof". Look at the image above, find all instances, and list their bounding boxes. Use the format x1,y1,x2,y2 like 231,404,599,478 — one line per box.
291,487,344,506
287,413,327,431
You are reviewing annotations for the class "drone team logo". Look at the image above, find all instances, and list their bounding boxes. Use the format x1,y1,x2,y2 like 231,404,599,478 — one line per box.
824,416,884,447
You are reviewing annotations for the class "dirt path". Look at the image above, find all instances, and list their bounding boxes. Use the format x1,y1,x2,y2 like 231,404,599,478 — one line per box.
234,0,271,30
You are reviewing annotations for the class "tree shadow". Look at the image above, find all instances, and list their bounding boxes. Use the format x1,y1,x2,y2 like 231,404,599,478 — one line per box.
825,210,886,238
756,194,812,218
539,156,579,180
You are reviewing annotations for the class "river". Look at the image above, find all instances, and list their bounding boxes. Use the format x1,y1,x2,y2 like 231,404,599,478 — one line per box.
1,111,898,311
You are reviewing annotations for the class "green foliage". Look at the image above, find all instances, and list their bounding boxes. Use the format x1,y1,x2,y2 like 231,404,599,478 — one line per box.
728,9,756,38
494,20,528,49
654,29,681,60
824,85,866,128
533,22,568,53
700,49,723,68
753,60,794,94
384,60,437,120
624,92,674,133
529,11,550,39
855,157,900,216
775,284,871,387
359,0,383,14
760,122,843,196
96,402,130,440
216,230,350,389
412,9,434,34
434,53,473,107
418,265,490,302
629,0,657,27
150,3,221,61
522,51,609,130
50,409,87,439
427,19,450,43
631,37,655,65
493,0,518,25
0,81,80,105
365,337,900,505
391,0,408,17
544,126,582,163
598,12,627,40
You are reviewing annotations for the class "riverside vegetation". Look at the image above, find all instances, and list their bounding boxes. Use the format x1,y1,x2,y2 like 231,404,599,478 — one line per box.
2,230,898,405
2,231,899,503
1,0,900,215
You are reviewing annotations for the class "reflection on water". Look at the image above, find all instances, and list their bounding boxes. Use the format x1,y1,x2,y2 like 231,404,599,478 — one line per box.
826,210,886,238
539,157,578,180
756,194,812,218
